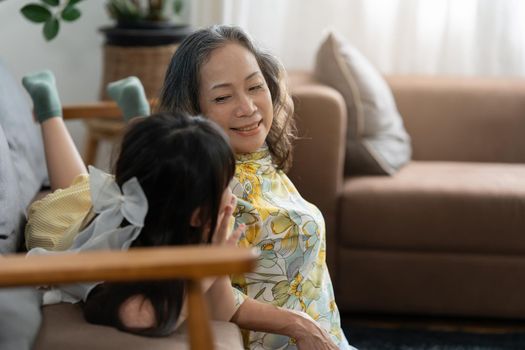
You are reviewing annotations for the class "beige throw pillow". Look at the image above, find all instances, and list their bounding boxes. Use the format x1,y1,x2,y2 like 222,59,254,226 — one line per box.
315,31,412,175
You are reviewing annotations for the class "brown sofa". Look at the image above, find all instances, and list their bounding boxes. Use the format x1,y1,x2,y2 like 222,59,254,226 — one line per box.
288,71,525,319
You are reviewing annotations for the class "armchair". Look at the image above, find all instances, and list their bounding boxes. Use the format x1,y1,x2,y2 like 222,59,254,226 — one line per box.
0,246,256,350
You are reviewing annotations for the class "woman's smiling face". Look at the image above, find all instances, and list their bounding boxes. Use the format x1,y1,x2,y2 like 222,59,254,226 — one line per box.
198,42,273,154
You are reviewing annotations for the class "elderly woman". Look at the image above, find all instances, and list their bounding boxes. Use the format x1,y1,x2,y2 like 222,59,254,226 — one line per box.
157,25,354,350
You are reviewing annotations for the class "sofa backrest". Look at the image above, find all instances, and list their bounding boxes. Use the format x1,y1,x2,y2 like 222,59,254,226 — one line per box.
387,75,525,163
0,59,48,254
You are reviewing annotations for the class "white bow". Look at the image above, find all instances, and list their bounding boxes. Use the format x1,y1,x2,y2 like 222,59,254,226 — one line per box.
28,166,149,303
70,166,148,251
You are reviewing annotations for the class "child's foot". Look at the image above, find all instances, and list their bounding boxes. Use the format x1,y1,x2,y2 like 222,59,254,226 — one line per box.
22,70,62,123
107,77,150,122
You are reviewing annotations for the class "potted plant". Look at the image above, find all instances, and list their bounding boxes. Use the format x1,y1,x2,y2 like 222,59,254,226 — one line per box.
20,0,191,45
102,0,191,46
94,0,193,99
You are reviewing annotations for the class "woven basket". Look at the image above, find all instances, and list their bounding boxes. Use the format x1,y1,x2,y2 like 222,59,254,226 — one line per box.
84,44,178,165
100,44,178,100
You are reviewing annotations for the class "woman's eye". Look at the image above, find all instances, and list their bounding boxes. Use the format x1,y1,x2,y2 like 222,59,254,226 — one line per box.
214,95,230,103
249,84,264,92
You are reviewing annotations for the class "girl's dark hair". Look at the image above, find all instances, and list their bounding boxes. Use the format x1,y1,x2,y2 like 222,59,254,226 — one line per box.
83,113,235,336
158,25,296,171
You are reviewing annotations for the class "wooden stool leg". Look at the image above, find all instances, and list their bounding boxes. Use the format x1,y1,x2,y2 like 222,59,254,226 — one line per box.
187,279,214,350
84,135,99,166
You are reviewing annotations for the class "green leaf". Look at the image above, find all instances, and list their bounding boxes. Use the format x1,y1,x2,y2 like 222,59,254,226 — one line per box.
21,4,52,23
61,6,81,21
173,0,183,14
43,17,59,41
41,0,59,6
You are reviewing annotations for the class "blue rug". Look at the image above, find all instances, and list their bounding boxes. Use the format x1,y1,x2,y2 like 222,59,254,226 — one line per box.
344,325,525,350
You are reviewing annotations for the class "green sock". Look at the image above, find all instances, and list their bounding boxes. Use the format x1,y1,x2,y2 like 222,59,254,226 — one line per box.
22,70,62,123
107,76,150,121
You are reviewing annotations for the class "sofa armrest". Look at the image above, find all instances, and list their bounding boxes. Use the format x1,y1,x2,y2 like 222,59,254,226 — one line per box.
288,82,347,276
0,246,256,286
0,246,257,350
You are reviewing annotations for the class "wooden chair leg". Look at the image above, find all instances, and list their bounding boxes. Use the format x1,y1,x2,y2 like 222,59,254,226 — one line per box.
83,135,99,166
187,279,213,350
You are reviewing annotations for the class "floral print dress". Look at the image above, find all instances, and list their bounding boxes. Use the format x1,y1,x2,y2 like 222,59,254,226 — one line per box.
230,146,352,350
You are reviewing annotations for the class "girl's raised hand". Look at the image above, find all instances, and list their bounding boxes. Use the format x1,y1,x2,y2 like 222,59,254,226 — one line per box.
212,195,245,246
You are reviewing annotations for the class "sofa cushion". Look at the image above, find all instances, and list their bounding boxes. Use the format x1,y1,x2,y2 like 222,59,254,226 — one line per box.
34,303,244,350
0,287,42,350
0,59,48,253
0,125,21,253
340,161,525,254
315,32,412,175
386,75,525,163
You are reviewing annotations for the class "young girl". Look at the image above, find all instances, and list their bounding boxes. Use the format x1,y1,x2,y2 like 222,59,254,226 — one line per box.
22,70,243,335
157,25,354,350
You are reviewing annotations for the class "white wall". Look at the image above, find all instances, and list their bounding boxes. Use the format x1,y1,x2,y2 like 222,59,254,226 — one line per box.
1,1,113,166
1,1,111,103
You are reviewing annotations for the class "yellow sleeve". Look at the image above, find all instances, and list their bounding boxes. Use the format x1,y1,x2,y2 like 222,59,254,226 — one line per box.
25,174,92,251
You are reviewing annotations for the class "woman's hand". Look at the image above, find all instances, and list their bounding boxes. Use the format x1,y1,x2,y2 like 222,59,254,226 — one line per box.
231,298,339,350
212,194,245,246
287,310,339,350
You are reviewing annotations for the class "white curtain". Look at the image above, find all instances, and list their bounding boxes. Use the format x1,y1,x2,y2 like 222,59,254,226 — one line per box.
192,0,525,77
